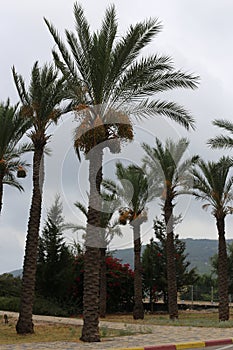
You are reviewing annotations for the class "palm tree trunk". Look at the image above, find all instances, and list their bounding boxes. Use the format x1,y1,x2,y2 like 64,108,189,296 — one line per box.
16,147,44,334
132,222,144,320
216,216,229,321
80,147,103,342
99,247,107,318
164,197,178,320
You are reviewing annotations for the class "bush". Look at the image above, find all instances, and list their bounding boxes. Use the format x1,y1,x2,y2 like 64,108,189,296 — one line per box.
0,296,20,311
33,297,69,317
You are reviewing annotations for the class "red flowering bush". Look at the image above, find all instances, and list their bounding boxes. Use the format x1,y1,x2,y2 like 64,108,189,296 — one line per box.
70,254,134,313
106,256,134,312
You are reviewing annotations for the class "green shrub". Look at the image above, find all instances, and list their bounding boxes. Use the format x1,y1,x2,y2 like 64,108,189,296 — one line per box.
0,296,19,311
33,297,69,317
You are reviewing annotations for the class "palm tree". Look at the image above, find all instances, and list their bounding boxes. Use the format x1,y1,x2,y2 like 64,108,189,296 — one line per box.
208,120,233,149
142,138,198,319
190,156,233,321
105,163,154,319
0,99,31,214
12,62,70,334
66,191,122,318
45,2,198,341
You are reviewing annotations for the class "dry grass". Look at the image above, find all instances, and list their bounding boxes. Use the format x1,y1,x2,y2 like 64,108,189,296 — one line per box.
103,309,233,328
2,309,233,345
0,315,148,345
0,317,81,345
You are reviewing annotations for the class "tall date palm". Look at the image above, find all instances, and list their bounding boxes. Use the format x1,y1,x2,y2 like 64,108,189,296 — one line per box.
45,2,198,341
105,163,154,319
13,62,69,334
142,138,198,319
190,157,233,321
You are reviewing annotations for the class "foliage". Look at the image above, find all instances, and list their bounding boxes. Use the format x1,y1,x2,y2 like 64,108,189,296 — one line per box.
0,296,20,312
105,256,134,312
142,218,198,304
190,156,233,217
36,197,75,304
0,273,21,297
71,254,134,313
180,274,218,302
45,2,199,160
0,99,31,212
211,241,233,296
208,119,233,149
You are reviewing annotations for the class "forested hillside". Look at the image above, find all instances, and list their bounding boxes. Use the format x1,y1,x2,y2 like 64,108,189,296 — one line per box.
113,239,233,275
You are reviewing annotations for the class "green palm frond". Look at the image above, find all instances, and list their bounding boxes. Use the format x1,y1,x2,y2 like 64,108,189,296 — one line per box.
0,99,32,197
208,119,233,149
3,175,24,192
142,137,198,201
191,157,233,214
13,61,70,141
74,201,88,218
0,100,31,157
208,135,233,149
12,68,30,105
110,17,162,84
213,119,233,133
9,142,34,157
114,162,151,215
125,99,195,130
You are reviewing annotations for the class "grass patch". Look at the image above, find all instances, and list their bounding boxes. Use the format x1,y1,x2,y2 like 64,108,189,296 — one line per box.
0,315,150,345
0,318,81,345
103,309,233,328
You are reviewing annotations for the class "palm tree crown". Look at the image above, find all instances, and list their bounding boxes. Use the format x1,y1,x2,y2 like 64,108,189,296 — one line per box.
13,61,70,146
191,156,233,217
0,99,31,213
45,2,199,158
142,137,199,199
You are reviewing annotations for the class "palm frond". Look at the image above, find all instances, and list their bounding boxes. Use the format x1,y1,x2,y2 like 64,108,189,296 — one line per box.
213,119,233,133
125,99,195,130
208,135,233,149
3,176,24,192
74,201,88,217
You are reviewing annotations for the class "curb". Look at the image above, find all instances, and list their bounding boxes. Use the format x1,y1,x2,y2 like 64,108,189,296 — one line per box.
113,338,233,350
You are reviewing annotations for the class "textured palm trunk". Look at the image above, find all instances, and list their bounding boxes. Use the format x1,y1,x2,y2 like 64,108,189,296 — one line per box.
99,247,107,318
132,222,144,320
164,195,178,320
80,147,103,342
16,146,44,334
216,216,229,321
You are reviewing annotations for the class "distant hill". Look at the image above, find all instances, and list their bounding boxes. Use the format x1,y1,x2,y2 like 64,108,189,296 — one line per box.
7,269,22,277
5,239,233,277
112,238,233,275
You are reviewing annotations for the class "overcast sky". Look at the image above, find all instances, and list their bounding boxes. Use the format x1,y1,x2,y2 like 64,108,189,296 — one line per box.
1,0,233,274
